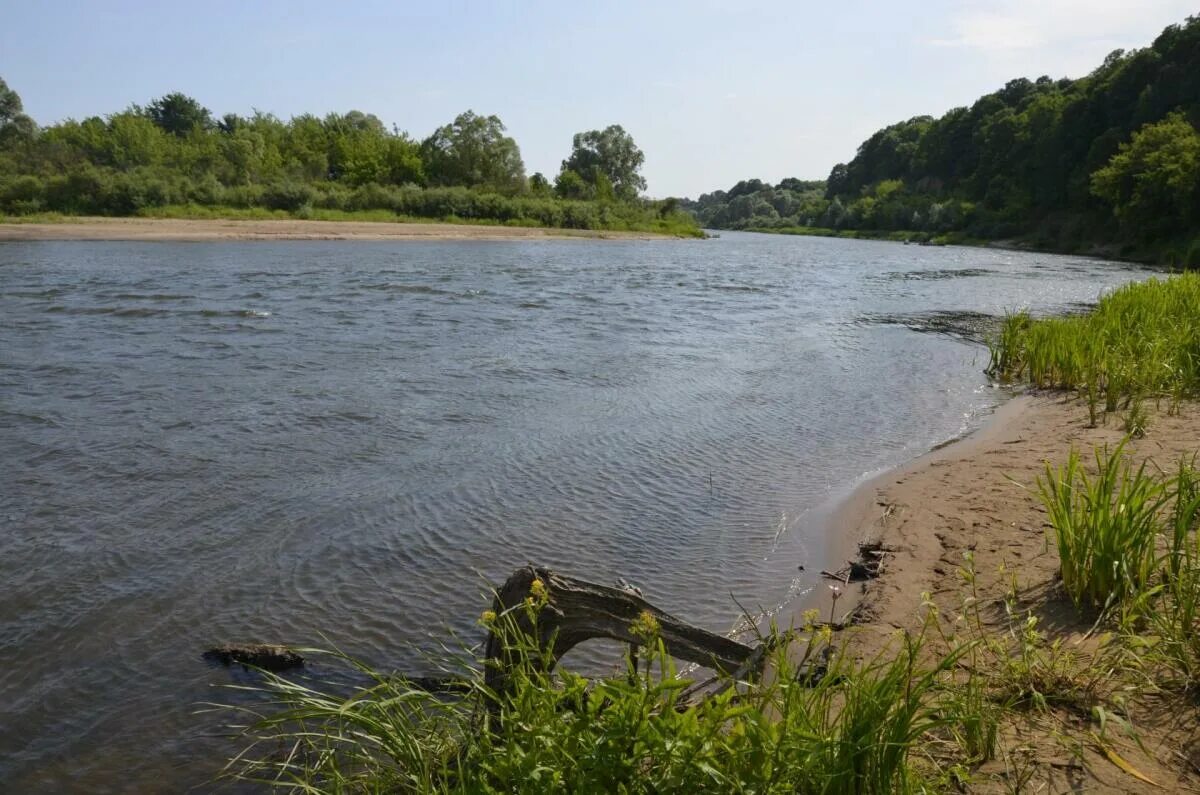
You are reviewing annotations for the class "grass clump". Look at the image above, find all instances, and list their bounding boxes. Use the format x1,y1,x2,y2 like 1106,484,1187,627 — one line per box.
1147,458,1200,686
219,598,997,793
1038,441,1167,613
1039,443,1200,690
986,273,1200,417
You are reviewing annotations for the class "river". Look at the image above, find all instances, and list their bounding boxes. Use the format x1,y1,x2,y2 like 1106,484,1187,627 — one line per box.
0,232,1150,790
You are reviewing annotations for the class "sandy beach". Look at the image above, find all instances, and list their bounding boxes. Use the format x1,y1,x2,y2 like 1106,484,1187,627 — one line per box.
0,217,684,242
815,394,1200,792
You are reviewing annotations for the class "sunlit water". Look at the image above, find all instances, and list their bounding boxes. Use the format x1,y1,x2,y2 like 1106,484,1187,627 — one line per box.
0,232,1151,790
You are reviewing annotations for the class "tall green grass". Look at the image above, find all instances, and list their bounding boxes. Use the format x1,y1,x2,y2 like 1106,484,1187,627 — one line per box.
1149,458,1200,685
1038,442,1168,613
219,598,993,793
987,273,1200,415
1039,444,1200,689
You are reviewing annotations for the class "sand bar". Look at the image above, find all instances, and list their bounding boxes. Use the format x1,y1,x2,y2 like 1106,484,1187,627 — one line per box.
0,217,684,242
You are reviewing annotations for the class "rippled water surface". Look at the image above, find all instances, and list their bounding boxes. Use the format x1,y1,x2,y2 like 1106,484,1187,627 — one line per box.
0,233,1150,790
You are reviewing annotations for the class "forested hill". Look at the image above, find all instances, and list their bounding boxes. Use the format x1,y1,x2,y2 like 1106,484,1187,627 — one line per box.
693,15,1200,264
0,83,700,236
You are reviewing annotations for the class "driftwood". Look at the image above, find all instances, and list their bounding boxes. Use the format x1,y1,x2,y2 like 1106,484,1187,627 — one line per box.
820,540,890,585
483,566,764,696
204,567,782,704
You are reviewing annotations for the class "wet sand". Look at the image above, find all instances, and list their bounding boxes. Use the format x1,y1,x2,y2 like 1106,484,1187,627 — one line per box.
813,394,1200,792
0,217,684,242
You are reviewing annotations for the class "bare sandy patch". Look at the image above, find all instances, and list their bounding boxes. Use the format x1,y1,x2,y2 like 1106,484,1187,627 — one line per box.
811,395,1200,792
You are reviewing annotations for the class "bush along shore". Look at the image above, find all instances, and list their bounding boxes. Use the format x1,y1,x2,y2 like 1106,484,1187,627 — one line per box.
207,272,1200,793
0,79,702,237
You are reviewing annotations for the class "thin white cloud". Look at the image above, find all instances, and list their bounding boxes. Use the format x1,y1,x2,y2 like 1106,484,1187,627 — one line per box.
933,0,1193,50
930,0,1194,77
932,12,1041,50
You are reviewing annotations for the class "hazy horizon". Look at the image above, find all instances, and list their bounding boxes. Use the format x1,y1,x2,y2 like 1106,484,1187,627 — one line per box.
2,0,1195,197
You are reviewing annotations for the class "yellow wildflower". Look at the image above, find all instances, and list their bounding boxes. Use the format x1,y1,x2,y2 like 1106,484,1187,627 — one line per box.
630,609,660,640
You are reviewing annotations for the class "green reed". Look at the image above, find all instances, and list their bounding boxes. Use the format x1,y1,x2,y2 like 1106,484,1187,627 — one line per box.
1147,458,1200,686
1038,442,1168,614
987,273,1200,414
1037,443,1200,690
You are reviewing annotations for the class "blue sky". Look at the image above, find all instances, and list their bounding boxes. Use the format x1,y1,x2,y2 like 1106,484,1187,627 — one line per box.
1,0,1194,197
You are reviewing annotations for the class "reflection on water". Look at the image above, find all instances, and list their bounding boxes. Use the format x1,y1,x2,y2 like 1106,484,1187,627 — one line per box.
0,232,1150,790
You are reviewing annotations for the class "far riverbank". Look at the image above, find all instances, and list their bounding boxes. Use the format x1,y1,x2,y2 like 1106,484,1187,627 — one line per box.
0,216,692,242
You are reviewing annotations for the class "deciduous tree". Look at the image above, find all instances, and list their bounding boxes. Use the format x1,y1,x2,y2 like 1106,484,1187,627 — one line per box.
421,111,525,193
1091,113,1200,239
145,92,213,137
560,125,646,201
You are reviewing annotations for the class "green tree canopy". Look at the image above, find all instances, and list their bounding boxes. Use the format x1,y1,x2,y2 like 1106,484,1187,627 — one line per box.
0,81,699,235
554,168,590,200
421,111,525,193
560,124,646,201
528,172,551,196
144,92,213,137
0,77,22,125
0,77,36,146
1091,113,1200,240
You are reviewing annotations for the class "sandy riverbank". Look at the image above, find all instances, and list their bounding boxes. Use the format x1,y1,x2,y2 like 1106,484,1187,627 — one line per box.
811,394,1200,791
0,217,684,242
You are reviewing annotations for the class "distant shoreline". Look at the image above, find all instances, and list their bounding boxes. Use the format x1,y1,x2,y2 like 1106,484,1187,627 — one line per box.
736,225,1160,264
0,217,689,243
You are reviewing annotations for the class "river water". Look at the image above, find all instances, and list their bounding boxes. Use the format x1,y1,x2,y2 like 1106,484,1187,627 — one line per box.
0,232,1150,790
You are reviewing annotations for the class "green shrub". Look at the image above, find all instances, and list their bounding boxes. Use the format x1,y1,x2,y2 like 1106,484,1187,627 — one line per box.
562,202,598,230
346,182,400,212
187,173,226,206
223,183,265,208
0,175,46,213
262,181,317,212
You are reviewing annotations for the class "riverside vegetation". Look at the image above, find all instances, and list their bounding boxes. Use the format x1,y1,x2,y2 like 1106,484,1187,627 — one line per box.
687,15,1200,264
0,81,700,236
220,450,1200,793
213,277,1200,791
987,273,1200,426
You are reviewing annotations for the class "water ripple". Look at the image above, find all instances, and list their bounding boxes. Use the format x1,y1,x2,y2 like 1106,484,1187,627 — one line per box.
0,233,1151,791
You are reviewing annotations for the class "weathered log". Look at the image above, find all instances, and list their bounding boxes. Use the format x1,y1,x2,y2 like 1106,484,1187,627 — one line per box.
203,567,774,707
483,566,761,696
204,643,304,671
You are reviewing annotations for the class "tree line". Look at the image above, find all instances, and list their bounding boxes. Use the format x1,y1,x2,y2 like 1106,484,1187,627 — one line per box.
682,178,827,231
692,15,1200,263
0,82,698,235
